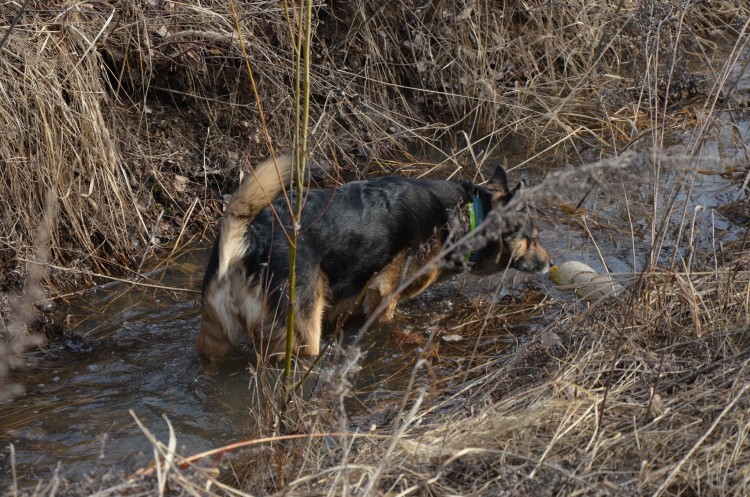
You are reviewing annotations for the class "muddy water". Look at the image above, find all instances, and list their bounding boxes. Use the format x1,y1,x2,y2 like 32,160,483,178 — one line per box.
2,44,749,489
1,253,214,482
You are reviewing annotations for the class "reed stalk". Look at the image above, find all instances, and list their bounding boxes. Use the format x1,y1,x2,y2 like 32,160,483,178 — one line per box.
285,0,315,378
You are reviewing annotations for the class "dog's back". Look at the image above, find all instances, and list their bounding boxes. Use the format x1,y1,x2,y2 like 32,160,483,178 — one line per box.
279,178,462,279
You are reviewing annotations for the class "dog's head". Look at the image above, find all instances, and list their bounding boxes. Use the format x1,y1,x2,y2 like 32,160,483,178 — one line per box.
467,165,551,274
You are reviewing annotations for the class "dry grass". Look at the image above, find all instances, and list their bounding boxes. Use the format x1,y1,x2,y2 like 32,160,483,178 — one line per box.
2,0,747,293
2,0,750,496
0,3,138,286
0,191,54,401
389,266,750,496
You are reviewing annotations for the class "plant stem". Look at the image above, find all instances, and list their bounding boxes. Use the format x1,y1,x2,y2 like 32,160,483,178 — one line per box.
285,0,314,378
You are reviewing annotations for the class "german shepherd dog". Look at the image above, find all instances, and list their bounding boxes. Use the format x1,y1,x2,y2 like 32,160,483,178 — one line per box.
198,154,551,361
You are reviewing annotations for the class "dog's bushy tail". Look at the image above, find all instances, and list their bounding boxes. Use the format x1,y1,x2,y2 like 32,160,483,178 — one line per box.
217,153,293,278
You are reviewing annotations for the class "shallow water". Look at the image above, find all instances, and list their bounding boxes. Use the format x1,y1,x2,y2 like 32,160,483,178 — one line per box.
2,40,749,490
0,248,550,485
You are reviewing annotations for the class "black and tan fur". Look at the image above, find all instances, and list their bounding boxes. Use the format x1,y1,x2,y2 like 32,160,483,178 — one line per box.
198,154,551,361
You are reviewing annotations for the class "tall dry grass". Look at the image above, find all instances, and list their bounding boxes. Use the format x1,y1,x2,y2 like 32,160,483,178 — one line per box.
2,0,750,495
0,191,55,401
3,0,746,296
0,3,140,284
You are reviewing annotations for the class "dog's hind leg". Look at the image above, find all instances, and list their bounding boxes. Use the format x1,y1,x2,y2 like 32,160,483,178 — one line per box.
196,317,235,360
294,270,328,356
264,269,327,359
197,272,261,361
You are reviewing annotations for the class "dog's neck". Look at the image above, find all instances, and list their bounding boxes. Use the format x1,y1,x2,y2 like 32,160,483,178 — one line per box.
466,191,485,264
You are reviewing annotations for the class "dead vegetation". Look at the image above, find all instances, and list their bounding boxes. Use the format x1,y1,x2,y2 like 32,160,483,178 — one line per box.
1,0,747,289
21,147,748,497
274,158,750,497
2,0,750,496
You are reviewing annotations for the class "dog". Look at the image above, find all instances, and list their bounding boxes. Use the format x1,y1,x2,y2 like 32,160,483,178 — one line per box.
197,153,551,361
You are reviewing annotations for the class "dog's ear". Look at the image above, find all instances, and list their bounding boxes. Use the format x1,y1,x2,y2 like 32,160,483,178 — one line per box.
488,165,509,194
501,181,535,222
486,165,514,206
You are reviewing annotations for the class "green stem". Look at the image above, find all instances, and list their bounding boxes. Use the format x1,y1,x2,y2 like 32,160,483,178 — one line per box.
285,0,314,379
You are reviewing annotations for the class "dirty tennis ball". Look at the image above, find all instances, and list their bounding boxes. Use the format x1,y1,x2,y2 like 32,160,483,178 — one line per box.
549,261,624,302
